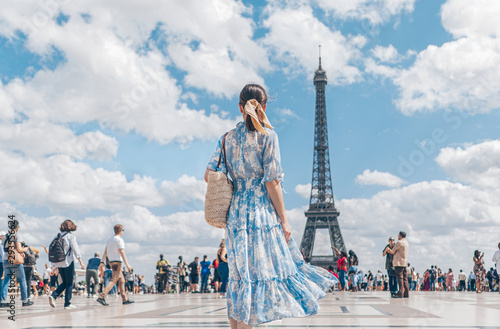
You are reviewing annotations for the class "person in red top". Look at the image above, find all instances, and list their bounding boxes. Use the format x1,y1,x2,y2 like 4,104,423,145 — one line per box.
211,258,220,293
332,246,347,291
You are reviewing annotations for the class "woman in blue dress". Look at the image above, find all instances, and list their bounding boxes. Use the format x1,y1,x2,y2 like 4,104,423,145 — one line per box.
205,84,337,328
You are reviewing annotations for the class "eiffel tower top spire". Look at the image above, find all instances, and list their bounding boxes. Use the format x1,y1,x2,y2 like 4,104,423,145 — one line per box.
318,45,322,70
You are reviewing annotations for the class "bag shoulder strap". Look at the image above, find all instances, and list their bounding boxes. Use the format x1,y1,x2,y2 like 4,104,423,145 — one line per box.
216,133,229,173
56,232,72,256
3,234,10,249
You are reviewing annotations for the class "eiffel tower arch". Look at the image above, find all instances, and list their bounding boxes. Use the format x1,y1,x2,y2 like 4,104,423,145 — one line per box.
300,49,347,268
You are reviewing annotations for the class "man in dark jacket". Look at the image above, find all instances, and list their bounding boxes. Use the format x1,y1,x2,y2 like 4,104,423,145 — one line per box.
383,237,398,297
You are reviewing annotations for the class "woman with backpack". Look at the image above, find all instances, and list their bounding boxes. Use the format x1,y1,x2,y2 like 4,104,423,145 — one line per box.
48,219,85,309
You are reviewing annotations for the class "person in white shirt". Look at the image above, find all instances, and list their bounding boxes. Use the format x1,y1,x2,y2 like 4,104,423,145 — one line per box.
42,264,52,295
492,242,500,295
376,270,383,291
97,224,134,306
48,220,85,310
458,270,467,291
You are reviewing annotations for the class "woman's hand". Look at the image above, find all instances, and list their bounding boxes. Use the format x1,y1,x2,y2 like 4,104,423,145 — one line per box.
204,168,215,183
281,219,291,243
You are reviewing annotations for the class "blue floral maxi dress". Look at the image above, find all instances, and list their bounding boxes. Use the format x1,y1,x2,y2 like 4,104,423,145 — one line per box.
207,122,337,326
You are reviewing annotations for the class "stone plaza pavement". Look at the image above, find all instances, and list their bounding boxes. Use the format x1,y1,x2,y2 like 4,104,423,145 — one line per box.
1,291,499,329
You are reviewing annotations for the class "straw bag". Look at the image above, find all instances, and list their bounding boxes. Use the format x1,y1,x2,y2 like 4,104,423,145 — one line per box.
205,133,233,229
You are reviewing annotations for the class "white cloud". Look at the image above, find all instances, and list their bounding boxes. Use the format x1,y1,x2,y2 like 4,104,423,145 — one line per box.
295,183,311,199
160,175,207,207
0,0,263,146
276,108,299,118
380,0,500,115
0,150,206,212
364,58,399,79
393,37,500,115
355,169,406,187
168,43,266,99
0,120,118,161
262,5,365,84
441,0,500,39
314,0,416,25
435,139,500,189
371,44,402,63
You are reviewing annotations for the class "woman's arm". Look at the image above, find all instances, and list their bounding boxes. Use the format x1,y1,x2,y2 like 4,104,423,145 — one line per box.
219,248,228,262
266,178,291,242
71,235,85,269
331,246,341,257
15,241,28,253
98,247,108,273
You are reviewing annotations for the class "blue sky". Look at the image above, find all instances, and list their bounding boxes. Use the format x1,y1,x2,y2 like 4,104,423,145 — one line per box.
1,0,499,284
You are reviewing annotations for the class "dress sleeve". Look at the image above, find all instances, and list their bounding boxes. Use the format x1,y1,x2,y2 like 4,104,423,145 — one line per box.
262,131,284,183
206,135,225,172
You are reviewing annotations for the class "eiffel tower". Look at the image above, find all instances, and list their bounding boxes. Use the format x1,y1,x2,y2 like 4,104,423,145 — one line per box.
300,48,347,268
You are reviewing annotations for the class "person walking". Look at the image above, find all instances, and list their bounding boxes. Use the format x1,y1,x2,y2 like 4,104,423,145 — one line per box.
473,250,486,293
200,255,211,293
205,84,336,328
347,250,358,292
458,270,466,291
411,268,417,291
42,263,51,295
217,239,229,298
188,257,200,293
0,231,5,289
445,269,454,291
48,219,85,309
86,252,101,298
212,256,221,293
332,246,347,291
492,242,500,294
0,220,34,307
156,254,169,293
387,231,409,298
97,224,134,306
49,265,59,293
383,237,398,297
177,256,188,293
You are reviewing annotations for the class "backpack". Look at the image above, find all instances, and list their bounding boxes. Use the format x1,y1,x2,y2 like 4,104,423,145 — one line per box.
48,233,71,263
430,270,436,280
24,246,37,266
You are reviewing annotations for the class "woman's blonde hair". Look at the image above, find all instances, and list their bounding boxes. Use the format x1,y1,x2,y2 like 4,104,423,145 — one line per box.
219,239,226,249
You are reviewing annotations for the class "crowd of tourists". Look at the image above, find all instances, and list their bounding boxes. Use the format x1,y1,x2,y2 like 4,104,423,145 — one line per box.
154,239,229,298
1,219,499,312
0,219,147,309
328,236,500,297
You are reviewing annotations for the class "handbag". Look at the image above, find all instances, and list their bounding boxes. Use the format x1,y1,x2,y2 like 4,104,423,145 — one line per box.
205,133,233,229
3,234,26,265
